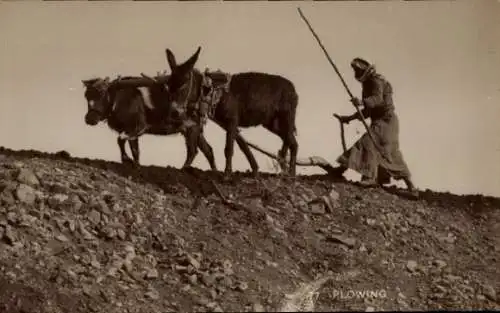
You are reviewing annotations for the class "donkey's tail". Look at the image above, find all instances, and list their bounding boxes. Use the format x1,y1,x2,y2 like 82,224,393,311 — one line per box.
291,89,299,136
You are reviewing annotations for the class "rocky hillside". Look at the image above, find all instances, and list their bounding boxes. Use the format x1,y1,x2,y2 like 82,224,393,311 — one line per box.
0,146,499,313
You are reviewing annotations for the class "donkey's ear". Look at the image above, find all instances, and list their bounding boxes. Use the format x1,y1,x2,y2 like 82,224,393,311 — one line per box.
166,49,177,71
182,46,201,71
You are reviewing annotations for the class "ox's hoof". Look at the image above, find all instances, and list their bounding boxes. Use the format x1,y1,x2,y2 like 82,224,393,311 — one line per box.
406,190,420,201
182,165,197,175
122,158,135,166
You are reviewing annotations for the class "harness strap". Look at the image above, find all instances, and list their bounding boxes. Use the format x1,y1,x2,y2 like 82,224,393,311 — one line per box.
174,68,232,130
197,68,232,125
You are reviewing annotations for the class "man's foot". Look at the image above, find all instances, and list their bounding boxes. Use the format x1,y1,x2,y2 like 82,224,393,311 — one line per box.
330,166,347,179
358,178,378,188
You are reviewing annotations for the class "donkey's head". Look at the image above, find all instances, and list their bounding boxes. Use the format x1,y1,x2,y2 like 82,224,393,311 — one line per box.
164,46,202,119
82,77,113,126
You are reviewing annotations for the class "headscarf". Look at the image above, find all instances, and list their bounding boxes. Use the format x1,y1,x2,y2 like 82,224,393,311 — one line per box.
351,57,376,82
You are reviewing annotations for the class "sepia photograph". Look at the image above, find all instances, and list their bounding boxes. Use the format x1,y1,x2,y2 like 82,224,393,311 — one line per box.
0,0,499,312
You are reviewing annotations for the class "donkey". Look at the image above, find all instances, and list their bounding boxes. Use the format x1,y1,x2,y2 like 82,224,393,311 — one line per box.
81,76,217,170
163,46,299,178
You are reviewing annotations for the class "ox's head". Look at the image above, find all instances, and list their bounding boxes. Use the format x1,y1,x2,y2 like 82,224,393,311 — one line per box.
82,77,113,126
164,46,202,119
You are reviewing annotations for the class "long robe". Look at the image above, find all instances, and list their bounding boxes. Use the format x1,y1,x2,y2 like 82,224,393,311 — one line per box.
336,73,412,183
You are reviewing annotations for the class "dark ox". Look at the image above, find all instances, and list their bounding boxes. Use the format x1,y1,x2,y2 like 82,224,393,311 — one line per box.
164,46,299,177
81,76,217,170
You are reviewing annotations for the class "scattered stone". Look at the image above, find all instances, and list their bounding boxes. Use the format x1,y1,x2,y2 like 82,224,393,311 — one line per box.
365,218,376,226
439,232,457,244
117,229,126,240
90,258,101,269
79,223,94,240
15,183,37,205
87,209,101,225
297,200,309,213
145,288,160,300
0,190,15,205
201,272,216,287
309,201,326,215
210,289,217,300
6,211,18,225
206,302,223,312
221,276,234,289
252,302,265,312
2,225,17,245
482,284,497,302
47,193,69,210
406,260,418,272
17,168,40,186
222,259,233,276
326,234,356,248
68,195,83,211
145,268,159,280
188,274,198,285
323,187,341,213
187,254,201,270
235,281,248,292
102,227,117,239
195,296,211,306
433,259,447,269
56,234,69,242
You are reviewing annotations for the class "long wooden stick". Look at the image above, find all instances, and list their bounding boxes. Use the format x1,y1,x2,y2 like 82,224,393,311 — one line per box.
297,7,389,162
244,140,337,175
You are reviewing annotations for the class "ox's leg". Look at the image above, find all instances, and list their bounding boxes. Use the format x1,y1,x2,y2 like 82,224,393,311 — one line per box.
286,132,298,177
129,139,140,165
277,142,289,173
197,132,217,171
281,119,298,177
117,137,133,164
182,126,199,169
264,121,289,174
265,119,298,176
235,134,259,176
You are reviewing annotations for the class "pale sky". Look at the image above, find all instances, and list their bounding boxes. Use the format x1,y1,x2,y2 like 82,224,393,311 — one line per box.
1,1,499,197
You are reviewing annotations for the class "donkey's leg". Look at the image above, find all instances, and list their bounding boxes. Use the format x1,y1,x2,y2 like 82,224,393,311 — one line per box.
224,123,238,177
129,138,140,165
234,134,259,176
197,131,217,171
117,137,133,164
182,127,199,169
